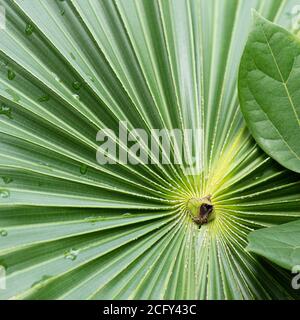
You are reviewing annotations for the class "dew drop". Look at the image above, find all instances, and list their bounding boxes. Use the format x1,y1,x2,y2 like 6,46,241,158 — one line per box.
80,164,88,175
5,88,20,103
2,176,13,184
64,248,79,261
31,275,52,288
72,80,81,90
87,75,95,82
25,23,34,36
38,161,50,167
60,9,65,16
254,172,264,180
72,94,80,100
0,230,8,237
122,213,132,218
37,95,50,102
84,216,96,225
37,161,52,172
0,190,10,199
84,216,103,225
7,69,15,80
0,103,12,119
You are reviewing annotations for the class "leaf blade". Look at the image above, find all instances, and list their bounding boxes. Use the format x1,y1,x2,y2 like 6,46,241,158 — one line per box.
246,219,300,271
238,11,300,173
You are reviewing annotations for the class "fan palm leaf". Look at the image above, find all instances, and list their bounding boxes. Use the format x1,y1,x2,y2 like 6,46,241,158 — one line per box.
0,0,299,300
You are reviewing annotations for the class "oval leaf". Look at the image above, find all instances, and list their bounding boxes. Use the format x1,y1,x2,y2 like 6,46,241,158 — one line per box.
238,11,300,173
246,220,300,271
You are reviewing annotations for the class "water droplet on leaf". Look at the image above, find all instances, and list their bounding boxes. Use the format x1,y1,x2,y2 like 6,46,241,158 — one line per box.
0,190,10,199
37,95,50,102
87,75,95,82
80,164,88,175
254,172,264,180
7,69,15,80
122,213,132,218
25,23,34,36
2,176,13,184
72,80,81,90
84,216,103,224
31,275,52,288
5,88,20,103
0,103,12,119
72,94,80,100
0,230,8,237
64,248,79,261
37,161,52,171
38,161,49,166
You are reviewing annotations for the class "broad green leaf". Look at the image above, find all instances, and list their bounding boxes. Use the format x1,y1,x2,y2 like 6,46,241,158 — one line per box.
238,11,300,173
247,220,300,271
0,0,299,300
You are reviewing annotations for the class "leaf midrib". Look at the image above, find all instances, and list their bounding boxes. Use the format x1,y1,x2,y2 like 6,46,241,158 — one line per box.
260,24,300,125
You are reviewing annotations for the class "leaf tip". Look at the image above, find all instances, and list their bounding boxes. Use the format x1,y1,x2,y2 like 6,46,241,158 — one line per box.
251,9,271,27
251,9,262,22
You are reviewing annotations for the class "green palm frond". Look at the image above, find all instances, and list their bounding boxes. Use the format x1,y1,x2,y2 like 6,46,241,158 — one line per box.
0,0,299,300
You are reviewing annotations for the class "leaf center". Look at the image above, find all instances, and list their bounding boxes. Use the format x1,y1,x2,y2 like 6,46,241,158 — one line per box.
186,195,215,226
